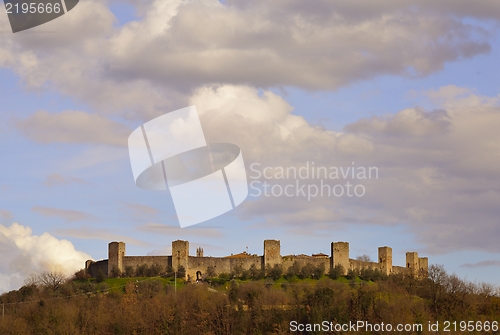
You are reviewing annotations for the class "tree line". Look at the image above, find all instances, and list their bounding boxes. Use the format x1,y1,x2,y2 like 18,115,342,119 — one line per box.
0,264,498,334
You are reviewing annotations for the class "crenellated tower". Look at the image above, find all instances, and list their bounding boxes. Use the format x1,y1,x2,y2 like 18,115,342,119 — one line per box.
331,242,349,275
108,241,125,276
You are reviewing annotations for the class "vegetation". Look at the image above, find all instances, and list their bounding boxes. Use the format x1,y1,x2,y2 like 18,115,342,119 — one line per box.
0,264,498,334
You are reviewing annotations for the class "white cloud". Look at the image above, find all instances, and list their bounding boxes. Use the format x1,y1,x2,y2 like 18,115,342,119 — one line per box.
188,84,500,255
103,0,493,90
0,223,91,293
0,0,496,121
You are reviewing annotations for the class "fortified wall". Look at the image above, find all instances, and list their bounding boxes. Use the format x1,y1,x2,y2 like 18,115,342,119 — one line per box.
85,240,429,280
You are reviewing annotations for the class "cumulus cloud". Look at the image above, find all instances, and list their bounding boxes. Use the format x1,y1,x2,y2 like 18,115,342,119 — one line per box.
0,223,91,293
103,0,492,90
0,0,499,267
187,84,500,255
0,0,496,120
192,85,339,165
32,206,98,223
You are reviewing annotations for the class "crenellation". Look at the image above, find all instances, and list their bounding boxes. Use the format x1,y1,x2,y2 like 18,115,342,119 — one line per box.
406,252,419,277
263,240,281,272
172,240,189,278
108,241,125,275
378,246,393,275
419,257,429,278
331,242,349,275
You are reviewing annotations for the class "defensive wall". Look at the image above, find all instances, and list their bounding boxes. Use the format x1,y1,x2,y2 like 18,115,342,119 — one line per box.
85,240,429,280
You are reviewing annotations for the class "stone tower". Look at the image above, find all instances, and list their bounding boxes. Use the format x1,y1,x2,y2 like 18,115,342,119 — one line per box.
196,247,204,257
172,240,189,276
331,242,349,275
263,240,281,270
108,241,125,276
419,257,429,278
378,246,392,275
406,252,419,277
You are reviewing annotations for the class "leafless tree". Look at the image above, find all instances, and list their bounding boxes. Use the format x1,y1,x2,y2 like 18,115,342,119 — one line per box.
24,273,40,287
356,254,371,262
38,271,67,291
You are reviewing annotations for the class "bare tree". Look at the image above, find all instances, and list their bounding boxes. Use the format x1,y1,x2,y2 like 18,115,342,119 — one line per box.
356,254,371,262
38,271,66,291
24,273,40,287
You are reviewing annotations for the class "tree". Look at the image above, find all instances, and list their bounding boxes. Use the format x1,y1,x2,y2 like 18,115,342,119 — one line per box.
313,263,325,280
356,254,371,262
299,263,315,279
177,265,186,278
249,264,264,280
146,263,163,277
206,266,216,278
329,264,344,280
124,266,135,277
346,269,358,280
231,264,243,278
285,261,301,279
427,264,447,315
166,266,175,278
136,264,148,277
110,266,121,278
96,270,105,283
73,269,90,280
38,271,66,291
24,273,40,287
269,264,283,280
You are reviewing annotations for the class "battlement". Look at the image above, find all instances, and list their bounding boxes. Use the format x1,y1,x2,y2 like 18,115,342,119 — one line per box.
85,240,428,280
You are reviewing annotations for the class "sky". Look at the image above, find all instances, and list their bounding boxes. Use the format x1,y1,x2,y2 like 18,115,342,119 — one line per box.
0,0,499,292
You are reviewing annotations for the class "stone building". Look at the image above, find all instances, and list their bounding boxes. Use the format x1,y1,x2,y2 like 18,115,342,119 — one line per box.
85,240,428,280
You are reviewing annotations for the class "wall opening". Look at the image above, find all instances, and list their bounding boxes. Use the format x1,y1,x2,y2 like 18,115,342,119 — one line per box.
196,271,202,281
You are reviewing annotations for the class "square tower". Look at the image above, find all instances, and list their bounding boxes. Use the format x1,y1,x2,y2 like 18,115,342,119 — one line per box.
108,241,125,276
263,240,281,270
172,240,189,275
419,257,429,278
331,242,349,275
378,246,392,275
406,252,419,277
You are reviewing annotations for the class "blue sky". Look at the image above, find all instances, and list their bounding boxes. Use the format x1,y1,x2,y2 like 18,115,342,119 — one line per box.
0,0,499,292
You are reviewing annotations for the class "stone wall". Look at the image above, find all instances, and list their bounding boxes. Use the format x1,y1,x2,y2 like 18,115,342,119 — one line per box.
392,265,410,275
85,240,428,280
349,259,381,271
187,256,262,280
122,256,171,270
281,256,330,274
86,260,108,278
